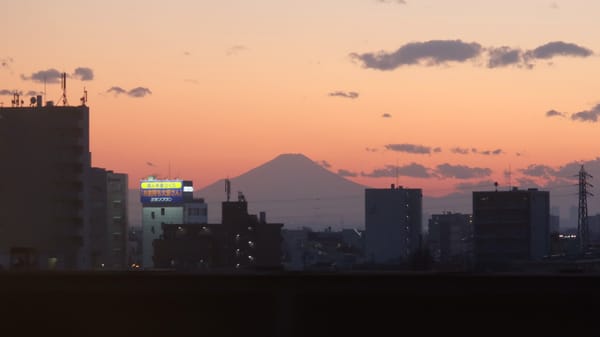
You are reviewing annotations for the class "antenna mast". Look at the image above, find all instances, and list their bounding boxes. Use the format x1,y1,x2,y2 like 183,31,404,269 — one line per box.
577,165,593,253
60,72,68,106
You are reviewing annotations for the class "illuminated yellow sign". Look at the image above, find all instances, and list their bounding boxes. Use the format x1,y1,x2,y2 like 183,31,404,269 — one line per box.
140,181,183,189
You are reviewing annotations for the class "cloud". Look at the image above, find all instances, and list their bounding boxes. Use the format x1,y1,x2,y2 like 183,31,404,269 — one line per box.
316,160,331,168
382,113,392,118
226,45,248,56
550,2,559,9
1,57,13,70
328,91,359,99
72,67,94,81
487,47,526,68
352,40,593,71
338,169,358,177
451,147,470,155
184,51,191,56
184,79,199,84
479,149,503,156
546,109,566,117
0,89,15,95
529,41,593,59
365,147,379,152
451,147,503,155
25,90,43,96
435,163,492,179
520,164,557,178
128,87,152,98
571,104,600,123
362,163,431,178
433,147,442,153
21,68,62,83
350,39,483,71
107,86,127,95
385,143,436,154
455,179,496,191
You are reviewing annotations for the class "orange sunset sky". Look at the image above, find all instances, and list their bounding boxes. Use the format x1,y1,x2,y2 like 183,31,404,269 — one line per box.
1,0,599,196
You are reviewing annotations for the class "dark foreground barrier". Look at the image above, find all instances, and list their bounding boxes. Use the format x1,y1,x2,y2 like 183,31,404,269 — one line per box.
0,271,599,336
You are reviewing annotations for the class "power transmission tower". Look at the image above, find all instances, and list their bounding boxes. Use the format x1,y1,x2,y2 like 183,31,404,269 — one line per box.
577,165,593,253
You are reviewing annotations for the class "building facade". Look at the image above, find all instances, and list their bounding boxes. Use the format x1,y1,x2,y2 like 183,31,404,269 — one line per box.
365,185,422,264
153,193,283,271
473,188,550,271
140,179,207,268
428,212,473,269
0,102,91,270
89,168,128,269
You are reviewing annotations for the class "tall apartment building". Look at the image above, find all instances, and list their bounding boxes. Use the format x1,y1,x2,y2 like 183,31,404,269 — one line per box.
0,100,91,270
428,212,473,267
141,179,207,268
365,185,422,264
90,168,128,269
473,188,550,271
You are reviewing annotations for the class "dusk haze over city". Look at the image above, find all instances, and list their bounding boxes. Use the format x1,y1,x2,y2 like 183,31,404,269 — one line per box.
2,0,600,197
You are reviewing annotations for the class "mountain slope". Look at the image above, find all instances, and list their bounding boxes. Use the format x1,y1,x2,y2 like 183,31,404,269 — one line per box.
197,153,366,229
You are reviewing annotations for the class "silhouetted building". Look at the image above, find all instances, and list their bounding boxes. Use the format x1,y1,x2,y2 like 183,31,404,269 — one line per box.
428,212,473,270
140,179,207,268
473,188,550,271
550,214,560,235
365,185,422,265
588,214,600,249
153,193,283,271
0,103,91,270
89,168,128,269
281,227,365,271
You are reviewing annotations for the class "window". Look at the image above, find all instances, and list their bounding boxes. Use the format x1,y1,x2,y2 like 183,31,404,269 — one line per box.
151,212,155,219
161,208,165,216
188,208,200,216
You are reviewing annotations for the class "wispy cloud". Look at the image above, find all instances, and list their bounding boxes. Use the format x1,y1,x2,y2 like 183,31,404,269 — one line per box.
520,164,557,178
451,147,470,155
546,109,567,118
338,169,358,177
385,143,438,154
0,89,16,95
226,45,248,56
1,57,13,70
362,163,431,178
328,91,359,99
435,163,492,179
365,147,379,153
107,86,152,98
382,113,392,118
315,160,332,169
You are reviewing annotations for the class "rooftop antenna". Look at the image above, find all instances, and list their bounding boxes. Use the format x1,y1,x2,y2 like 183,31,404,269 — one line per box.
225,179,231,202
60,72,68,106
80,86,88,106
395,158,399,188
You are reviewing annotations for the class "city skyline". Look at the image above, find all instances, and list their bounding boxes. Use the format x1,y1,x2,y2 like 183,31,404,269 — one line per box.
1,1,600,196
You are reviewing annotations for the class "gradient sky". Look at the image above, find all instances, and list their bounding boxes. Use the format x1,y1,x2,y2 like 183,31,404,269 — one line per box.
2,0,600,196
